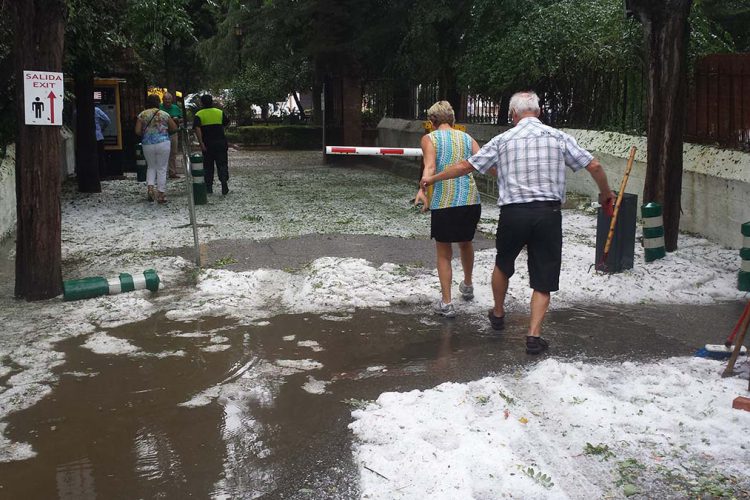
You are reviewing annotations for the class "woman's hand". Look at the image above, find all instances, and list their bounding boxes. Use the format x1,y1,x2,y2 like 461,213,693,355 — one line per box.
414,188,429,212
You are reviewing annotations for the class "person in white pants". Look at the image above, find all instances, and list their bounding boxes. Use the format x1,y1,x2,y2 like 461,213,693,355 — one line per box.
135,94,177,203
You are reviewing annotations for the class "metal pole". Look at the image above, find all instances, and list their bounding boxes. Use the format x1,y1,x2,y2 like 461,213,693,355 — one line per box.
181,127,201,266
321,82,326,158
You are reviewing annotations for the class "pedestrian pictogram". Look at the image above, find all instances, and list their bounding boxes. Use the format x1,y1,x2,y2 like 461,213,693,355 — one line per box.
23,70,64,126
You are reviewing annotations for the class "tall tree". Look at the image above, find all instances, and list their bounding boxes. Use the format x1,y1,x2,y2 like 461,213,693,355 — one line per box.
9,0,66,300
628,0,693,251
66,0,126,192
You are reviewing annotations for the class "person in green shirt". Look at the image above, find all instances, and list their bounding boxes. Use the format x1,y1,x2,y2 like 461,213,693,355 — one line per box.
160,92,183,179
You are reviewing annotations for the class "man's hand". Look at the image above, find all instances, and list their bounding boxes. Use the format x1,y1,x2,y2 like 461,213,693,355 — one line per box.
420,175,434,189
598,190,616,207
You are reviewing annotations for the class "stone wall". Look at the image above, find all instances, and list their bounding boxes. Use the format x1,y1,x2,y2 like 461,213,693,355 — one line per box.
0,145,15,241
377,118,750,248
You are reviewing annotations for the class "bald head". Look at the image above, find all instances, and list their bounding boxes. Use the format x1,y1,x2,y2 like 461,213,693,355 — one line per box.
509,91,540,124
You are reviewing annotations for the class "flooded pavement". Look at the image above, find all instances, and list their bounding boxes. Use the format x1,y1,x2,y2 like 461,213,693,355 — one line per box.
0,300,744,499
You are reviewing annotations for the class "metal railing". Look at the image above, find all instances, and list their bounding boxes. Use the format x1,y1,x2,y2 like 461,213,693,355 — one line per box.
179,127,201,266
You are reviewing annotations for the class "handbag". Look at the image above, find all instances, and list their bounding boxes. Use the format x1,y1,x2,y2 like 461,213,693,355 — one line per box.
139,109,159,137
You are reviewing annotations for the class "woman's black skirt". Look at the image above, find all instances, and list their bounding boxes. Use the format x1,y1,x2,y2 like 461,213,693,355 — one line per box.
430,204,482,243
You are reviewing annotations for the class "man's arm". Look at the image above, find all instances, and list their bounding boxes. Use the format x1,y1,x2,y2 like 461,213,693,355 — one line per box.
99,108,111,128
585,158,616,205
421,160,475,187
193,116,206,152
194,126,205,152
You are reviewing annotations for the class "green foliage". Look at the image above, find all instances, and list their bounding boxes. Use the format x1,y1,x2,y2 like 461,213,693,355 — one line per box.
615,458,646,496
227,125,322,149
461,0,642,96
584,442,615,461
697,0,750,51
475,395,490,405
229,63,293,111
518,465,555,489
124,0,193,53
655,464,746,498
240,214,263,222
212,256,238,268
342,398,371,410
66,0,128,73
0,4,14,149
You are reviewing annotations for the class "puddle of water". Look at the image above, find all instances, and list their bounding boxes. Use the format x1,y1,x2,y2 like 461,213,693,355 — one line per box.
0,302,743,498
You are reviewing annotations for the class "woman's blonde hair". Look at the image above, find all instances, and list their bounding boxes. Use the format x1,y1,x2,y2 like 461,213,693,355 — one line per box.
427,101,455,127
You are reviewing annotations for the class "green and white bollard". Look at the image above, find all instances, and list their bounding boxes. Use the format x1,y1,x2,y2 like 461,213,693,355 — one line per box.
641,202,666,262
740,221,750,292
136,143,147,182
190,153,208,205
63,269,160,301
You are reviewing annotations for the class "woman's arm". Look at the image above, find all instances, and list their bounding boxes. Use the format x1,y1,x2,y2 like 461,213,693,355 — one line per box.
134,117,143,136
414,134,437,211
167,117,178,134
421,135,437,177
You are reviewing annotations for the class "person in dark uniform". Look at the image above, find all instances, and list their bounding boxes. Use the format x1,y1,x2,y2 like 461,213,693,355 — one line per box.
193,94,230,194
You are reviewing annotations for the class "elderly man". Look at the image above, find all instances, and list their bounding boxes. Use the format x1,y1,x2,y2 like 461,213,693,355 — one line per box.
160,92,183,179
422,91,615,354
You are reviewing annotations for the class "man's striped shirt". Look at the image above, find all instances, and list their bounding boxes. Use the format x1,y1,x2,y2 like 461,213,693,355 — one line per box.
468,117,593,206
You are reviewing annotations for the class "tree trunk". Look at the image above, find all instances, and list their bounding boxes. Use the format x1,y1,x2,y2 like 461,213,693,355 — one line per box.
292,91,305,120
312,59,324,126
10,0,66,300
341,72,362,146
444,73,463,122
630,0,692,251
497,93,510,126
75,71,101,192
164,40,175,94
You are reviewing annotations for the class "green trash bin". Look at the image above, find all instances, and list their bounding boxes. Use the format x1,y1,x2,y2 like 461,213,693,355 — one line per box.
641,202,666,262
136,143,147,182
190,153,207,205
740,222,750,292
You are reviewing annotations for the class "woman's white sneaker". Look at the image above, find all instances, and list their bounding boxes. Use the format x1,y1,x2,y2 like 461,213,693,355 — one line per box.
459,282,474,300
433,300,456,318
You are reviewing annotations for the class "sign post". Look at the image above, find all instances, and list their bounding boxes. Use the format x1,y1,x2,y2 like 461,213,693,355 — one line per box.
23,70,64,126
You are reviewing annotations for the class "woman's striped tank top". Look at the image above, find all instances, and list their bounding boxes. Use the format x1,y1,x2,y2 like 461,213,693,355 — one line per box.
429,129,480,210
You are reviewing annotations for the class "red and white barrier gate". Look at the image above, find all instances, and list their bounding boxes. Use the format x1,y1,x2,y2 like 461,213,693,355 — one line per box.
326,146,423,157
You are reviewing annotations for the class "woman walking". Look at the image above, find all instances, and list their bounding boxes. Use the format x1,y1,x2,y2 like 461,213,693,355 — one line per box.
415,101,484,318
135,94,177,204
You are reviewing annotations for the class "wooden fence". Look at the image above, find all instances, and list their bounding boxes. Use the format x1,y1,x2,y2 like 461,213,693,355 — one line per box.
686,54,750,150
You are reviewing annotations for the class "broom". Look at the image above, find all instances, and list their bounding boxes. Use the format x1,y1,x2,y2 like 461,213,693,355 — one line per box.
695,300,750,360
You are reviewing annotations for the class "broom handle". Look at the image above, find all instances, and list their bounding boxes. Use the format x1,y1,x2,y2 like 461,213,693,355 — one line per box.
603,146,637,256
727,300,750,345
723,306,750,378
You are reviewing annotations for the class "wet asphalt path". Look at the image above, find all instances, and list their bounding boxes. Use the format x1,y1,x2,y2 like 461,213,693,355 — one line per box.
0,298,745,498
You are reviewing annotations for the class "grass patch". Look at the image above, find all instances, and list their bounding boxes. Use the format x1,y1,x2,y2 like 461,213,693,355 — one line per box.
240,214,263,223
212,256,238,268
342,398,371,410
